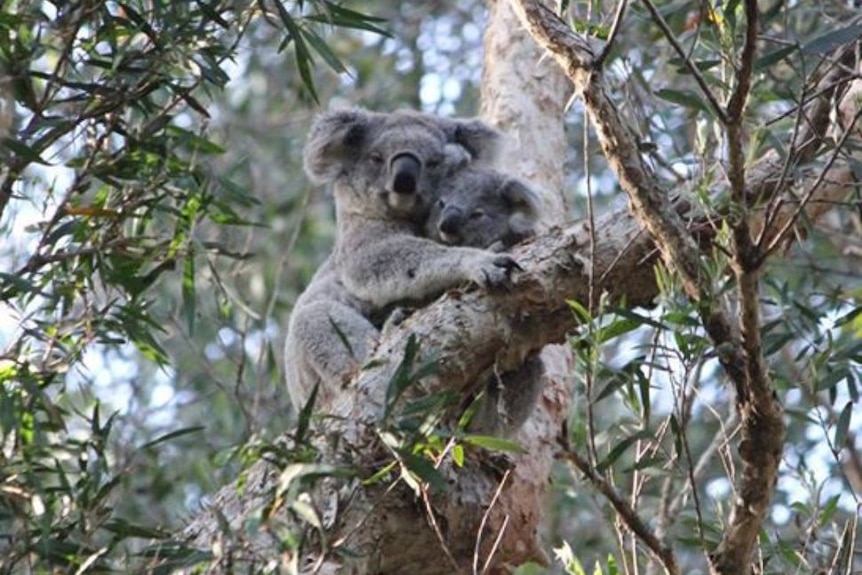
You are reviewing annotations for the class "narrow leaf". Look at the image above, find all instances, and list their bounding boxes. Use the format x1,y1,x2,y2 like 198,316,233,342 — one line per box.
801,22,862,56
833,401,852,450
139,426,205,450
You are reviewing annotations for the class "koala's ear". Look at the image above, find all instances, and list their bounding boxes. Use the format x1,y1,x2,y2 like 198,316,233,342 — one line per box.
441,143,472,174
303,108,373,184
500,178,541,216
444,118,503,165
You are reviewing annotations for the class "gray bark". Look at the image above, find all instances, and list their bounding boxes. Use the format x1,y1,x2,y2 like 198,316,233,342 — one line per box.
176,5,862,575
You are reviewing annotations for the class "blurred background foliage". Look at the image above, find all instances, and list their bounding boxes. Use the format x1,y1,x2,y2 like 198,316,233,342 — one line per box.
0,0,860,573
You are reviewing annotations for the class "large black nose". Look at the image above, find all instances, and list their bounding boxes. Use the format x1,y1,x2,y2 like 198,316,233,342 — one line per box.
389,153,421,195
438,207,464,237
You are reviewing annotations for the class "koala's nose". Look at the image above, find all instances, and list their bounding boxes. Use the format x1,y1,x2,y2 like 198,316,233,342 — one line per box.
438,207,464,238
389,153,422,195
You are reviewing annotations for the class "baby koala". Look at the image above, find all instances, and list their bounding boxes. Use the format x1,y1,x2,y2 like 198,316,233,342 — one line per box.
426,167,542,252
425,167,546,435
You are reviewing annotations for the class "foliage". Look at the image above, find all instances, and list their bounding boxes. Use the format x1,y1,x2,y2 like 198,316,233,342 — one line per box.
0,0,860,574
0,0,391,572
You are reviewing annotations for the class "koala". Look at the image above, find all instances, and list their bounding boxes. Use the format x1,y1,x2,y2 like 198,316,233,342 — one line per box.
425,167,543,252
284,108,519,411
424,167,546,435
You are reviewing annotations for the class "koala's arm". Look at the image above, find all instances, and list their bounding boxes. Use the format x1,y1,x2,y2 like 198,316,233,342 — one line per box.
336,233,519,309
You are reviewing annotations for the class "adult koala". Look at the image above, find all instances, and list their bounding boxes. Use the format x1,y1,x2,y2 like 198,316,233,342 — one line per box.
426,167,546,435
285,108,518,411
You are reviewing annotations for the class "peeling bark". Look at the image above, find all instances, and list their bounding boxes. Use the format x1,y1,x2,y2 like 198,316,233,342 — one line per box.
181,149,856,574
178,4,862,574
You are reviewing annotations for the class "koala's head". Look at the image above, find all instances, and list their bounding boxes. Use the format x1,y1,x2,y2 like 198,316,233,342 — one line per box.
426,168,542,250
303,108,502,219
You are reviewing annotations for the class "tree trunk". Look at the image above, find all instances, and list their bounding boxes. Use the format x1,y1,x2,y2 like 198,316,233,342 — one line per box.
479,0,572,565
177,7,862,575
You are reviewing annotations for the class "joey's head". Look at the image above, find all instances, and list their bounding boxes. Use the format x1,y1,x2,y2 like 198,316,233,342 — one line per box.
426,168,543,249
303,107,502,220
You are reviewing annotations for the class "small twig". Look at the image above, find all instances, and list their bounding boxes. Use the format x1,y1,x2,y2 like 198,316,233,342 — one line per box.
639,0,728,123
473,469,510,575
594,0,628,70
558,443,680,575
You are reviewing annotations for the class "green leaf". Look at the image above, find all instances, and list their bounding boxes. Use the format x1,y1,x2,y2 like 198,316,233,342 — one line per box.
566,299,591,323
815,367,849,392
300,27,347,74
594,373,626,403
596,316,642,344
833,401,852,450
277,463,351,496
755,45,796,71
274,3,319,102
2,137,49,164
655,88,713,115
310,2,391,36
401,452,446,492
295,381,319,444
0,272,35,298
801,22,862,56
182,254,196,334
452,444,464,467
103,518,170,539
596,430,652,474
384,335,426,417
464,434,525,454
139,426,205,451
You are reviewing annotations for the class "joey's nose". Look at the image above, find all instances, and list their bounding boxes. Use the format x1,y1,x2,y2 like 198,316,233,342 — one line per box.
390,153,421,195
439,208,464,237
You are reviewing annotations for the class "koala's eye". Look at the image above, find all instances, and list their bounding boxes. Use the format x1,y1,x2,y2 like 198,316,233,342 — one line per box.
369,153,384,165
426,155,443,168
469,210,485,220
436,199,445,208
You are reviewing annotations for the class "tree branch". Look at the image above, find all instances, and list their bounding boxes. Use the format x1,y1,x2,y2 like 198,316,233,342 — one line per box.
180,9,862,570
559,445,680,575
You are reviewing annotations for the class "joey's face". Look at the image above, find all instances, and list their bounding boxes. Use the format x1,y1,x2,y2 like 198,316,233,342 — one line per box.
427,169,539,249
425,169,505,248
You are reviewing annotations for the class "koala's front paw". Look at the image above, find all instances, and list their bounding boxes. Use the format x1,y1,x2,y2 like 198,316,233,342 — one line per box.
472,253,522,290
381,306,414,336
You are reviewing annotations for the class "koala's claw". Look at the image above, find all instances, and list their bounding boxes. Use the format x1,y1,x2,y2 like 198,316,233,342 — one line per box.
477,254,521,290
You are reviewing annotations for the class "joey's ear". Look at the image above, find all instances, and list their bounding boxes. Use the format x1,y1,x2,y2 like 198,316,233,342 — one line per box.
500,178,541,215
443,118,503,165
441,143,472,174
303,108,374,184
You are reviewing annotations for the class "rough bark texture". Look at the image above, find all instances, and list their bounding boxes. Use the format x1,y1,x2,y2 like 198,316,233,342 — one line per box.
178,4,862,574
478,0,572,564
181,153,856,574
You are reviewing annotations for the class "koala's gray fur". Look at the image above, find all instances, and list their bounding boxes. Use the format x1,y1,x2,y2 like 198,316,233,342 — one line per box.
425,167,546,435
426,167,543,252
285,108,518,411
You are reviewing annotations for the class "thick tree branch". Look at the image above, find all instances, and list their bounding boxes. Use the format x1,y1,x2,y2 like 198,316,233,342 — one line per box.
509,2,746,393
706,3,788,572
182,141,858,574
181,9,862,570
